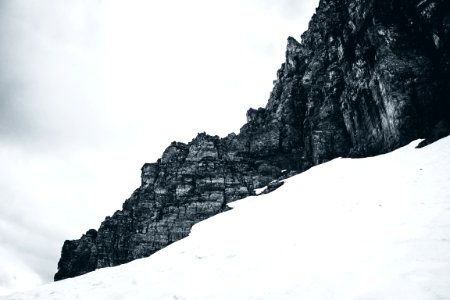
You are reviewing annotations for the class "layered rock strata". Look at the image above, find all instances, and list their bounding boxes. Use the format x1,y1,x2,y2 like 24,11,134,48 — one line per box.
55,0,450,280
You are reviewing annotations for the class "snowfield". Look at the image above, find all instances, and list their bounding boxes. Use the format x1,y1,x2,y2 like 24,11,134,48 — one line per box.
4,137,450,300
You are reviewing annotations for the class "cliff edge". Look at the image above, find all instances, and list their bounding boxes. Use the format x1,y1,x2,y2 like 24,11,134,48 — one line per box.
55,0,450,280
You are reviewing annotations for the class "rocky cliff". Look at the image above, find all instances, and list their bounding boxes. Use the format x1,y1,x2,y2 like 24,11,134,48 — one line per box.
55,0,450,281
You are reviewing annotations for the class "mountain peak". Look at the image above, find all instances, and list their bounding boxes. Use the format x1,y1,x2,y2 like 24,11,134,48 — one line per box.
54,0,450,281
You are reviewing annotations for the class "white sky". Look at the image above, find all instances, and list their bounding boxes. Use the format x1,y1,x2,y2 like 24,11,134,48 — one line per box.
0,0,318,294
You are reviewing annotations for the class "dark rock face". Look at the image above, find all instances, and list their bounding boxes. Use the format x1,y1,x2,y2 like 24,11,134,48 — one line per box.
54,0,450,281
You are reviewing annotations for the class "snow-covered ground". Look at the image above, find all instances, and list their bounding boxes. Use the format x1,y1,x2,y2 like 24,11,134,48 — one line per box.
3,137,450,300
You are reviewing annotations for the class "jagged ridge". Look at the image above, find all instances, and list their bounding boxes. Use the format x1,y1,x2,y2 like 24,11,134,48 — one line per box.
55,0,450,281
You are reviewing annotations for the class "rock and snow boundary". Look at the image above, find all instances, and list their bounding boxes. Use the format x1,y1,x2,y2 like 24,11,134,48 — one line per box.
4,137,450,300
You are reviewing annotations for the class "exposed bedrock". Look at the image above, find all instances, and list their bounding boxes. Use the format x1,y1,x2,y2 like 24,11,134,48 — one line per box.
55,0,450,281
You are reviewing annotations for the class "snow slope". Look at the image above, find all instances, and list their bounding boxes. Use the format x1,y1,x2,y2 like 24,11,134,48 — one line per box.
3,137,450,300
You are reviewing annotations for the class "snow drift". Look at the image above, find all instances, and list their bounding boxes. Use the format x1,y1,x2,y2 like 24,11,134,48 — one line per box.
4,136,450,300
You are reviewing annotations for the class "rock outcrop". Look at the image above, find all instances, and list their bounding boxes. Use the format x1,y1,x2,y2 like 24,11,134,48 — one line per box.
55,0,450,281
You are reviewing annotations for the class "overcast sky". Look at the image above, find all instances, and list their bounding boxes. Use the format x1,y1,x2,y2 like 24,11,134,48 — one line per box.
0,0,318,295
